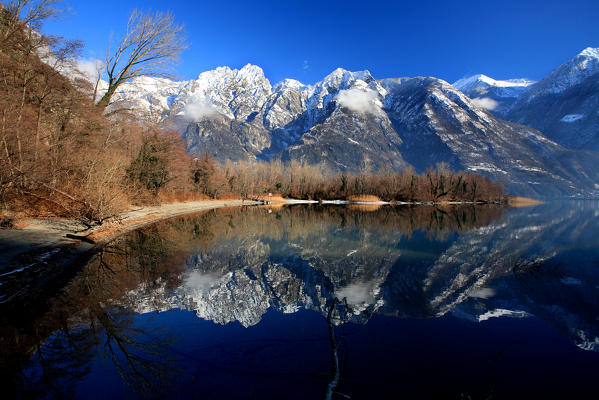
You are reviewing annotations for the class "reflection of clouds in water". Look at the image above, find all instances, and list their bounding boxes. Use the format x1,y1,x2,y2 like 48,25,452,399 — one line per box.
183,270,221,293
469,287,496,299
561,277,583,285
336,281,378,305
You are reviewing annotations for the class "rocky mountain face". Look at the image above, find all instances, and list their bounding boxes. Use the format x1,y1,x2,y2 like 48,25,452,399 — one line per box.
506,47,599,152
381,77,599,197
456,47,599,153
452,74,535,115
109,56,599,198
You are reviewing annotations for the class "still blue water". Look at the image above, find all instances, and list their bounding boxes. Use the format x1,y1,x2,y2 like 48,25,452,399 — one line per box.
5,203,599,399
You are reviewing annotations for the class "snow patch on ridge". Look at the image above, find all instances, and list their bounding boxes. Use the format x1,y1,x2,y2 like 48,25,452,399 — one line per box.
580,47,599,59
560,114,583,122
454,74,535,90
478,308,530,322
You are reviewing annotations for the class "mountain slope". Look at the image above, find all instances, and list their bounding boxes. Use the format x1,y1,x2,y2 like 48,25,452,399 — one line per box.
505,47,599,151
108,64,599,197
452,74,534,115
382,77,599,197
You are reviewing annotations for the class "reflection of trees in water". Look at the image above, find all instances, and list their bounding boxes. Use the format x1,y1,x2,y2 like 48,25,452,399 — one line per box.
148,204,504,248
3,204,505,396
19,306,177,399
18,320,97,399
5,229,186,398
92,305,178,396
325,298,351,400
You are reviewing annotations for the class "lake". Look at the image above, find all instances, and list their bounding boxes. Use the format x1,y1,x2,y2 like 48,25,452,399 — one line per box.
2,202,599,399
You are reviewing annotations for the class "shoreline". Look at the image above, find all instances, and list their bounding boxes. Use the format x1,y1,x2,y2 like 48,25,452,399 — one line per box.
0,200,257,274
0,197,524,275
0,200,259,308
0,198,528,308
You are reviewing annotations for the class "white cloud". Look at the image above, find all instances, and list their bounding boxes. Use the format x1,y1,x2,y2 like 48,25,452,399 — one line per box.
184,99,220,121
76,58,103,82
471,97,499,111
336,282,377,305
303,60,310,71
336,88,381,114
184,271,220,293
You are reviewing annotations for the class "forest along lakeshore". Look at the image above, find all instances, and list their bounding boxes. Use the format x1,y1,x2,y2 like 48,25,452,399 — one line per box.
1,1,599,400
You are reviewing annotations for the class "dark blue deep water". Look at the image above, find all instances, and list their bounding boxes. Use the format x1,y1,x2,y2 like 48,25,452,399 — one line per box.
2,203,599,399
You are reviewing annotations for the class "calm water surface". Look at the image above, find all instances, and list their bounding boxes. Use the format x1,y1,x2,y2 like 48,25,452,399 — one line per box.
2,203,599,399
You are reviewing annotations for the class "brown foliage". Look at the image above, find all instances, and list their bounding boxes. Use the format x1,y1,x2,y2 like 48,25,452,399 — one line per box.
0,4,505,226
0,7,196,223
195,159,506,203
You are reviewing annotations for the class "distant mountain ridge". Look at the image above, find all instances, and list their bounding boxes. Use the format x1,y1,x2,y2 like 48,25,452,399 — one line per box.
107,49,599,198
506,47,599,152
455,47,599,152
452,74,535,114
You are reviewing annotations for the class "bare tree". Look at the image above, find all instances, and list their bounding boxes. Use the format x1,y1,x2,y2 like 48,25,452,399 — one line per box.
1,0,62,37
97,9,187,107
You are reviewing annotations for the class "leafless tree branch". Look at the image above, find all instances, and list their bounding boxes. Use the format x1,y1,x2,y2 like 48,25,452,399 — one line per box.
98,9,188,107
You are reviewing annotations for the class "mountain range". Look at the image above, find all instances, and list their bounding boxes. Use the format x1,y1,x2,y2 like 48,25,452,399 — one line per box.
455,47,599,153
106,47,599,198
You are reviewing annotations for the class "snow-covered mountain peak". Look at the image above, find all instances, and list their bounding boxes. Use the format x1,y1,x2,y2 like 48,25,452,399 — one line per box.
579,47,599,59
520,47,599,98
452,74,535,114
320,68,373,89
236,63,268,84
453,74,535,92
273,78,310,92
570,46,599,74
453,74,492,89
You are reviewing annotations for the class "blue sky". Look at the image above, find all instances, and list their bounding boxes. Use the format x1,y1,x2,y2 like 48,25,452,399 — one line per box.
45,0,599,85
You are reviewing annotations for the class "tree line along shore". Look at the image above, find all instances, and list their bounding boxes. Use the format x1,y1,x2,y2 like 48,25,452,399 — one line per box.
0,2,506,229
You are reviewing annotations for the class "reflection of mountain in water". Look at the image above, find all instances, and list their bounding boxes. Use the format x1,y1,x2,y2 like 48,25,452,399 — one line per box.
4,203,599,397
125,203,599,352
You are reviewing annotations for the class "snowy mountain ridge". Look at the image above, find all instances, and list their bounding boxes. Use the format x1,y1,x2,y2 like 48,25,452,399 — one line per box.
105,49,599,198
504,46,599,151
453,74,535,95
521,46,599,99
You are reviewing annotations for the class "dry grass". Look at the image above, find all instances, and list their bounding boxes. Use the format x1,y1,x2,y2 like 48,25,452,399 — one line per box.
254,193,286,203
157,190,211,203
268,194,286,203
348,195,382,202
347,203,383,212
86,215,159,243
507,196,544,207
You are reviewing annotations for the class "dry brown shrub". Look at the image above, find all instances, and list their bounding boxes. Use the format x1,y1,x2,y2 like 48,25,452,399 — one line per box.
347,204,383,212
157,190,211,204
348,194,382,202
211,194,240,200
255,193,285,203
507,196,544,207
